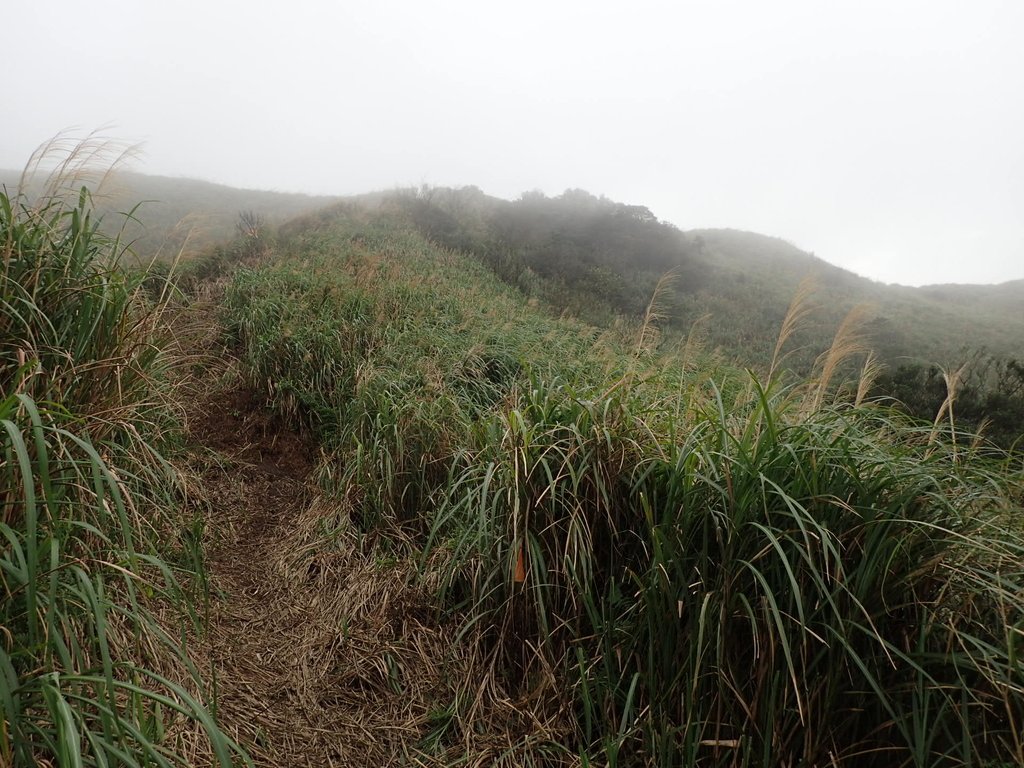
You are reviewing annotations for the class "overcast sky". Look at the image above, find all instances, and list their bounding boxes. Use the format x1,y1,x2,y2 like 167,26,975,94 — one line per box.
4,0,1023,286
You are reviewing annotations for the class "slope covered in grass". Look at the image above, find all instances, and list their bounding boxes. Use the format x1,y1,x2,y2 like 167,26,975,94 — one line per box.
381,187,1024,446
7,168,1018,372
686,228,1024,368
5,154,1019,764
216,202,1024,766
385,186,1024,371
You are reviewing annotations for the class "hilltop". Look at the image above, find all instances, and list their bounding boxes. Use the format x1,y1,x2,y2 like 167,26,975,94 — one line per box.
381,185,1024,370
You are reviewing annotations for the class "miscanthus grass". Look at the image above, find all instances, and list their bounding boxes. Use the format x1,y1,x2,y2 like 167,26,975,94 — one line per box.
223,196,1024,766
428,373,1023,766
1,140,244,766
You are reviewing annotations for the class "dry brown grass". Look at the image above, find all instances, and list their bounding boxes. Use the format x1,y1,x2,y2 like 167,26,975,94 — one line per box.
929,362,969,453
768,275,818,383
810,303,872,411
170,312,570,765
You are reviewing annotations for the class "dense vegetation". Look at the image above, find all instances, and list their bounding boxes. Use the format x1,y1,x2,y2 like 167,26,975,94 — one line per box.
4,161,1022,765
0,171,241,764
218,203,1024,766
391,185,703,322
873,356,1024,450
383,186,1024,446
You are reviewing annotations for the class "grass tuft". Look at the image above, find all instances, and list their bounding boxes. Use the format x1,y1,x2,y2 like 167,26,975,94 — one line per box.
1,137,244,766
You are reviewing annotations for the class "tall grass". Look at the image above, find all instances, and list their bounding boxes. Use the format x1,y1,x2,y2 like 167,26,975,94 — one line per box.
222,201,1024,766
425,374,1023,766
223,216,607,531
1,149,243,766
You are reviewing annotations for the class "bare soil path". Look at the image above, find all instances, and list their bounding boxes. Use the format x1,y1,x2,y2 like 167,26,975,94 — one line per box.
186,377,455,766
190,386,331,764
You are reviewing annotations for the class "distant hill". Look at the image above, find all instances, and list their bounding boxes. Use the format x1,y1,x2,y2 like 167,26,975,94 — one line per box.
917,278,1024,316
288,190,1024,446
378,186,1024,372
0,168,341,262
682,228,1024,369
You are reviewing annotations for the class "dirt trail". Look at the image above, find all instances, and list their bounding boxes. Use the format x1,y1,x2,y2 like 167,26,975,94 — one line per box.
172,295,526,767
191,386,329,763
187,376,459,767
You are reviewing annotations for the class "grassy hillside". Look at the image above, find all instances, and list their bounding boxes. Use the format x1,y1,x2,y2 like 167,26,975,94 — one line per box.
376,187,1024,445
5,167,1017,370
4,166,1019,441
6,165,1023,765
212,202,1024,766
918,277,1024,316
686,228,1024,368
380,186,1024,371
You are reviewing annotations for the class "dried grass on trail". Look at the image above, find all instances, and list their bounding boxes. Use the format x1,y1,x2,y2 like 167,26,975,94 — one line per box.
189,391,566,765
187,382,446,766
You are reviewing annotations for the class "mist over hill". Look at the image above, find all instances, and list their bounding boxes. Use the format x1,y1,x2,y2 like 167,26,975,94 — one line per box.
0,168,341,260
379,185,1024,369
686,228,1024,365
5,167,1019,372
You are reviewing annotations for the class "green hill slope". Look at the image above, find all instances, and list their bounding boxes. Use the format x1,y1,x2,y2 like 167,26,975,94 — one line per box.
684,227,1024,368
6,169,1017,437
6,168,1015,374
8,156,1022,766
382,186,1024,371
208,200,1024,766
377,188,1023,444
